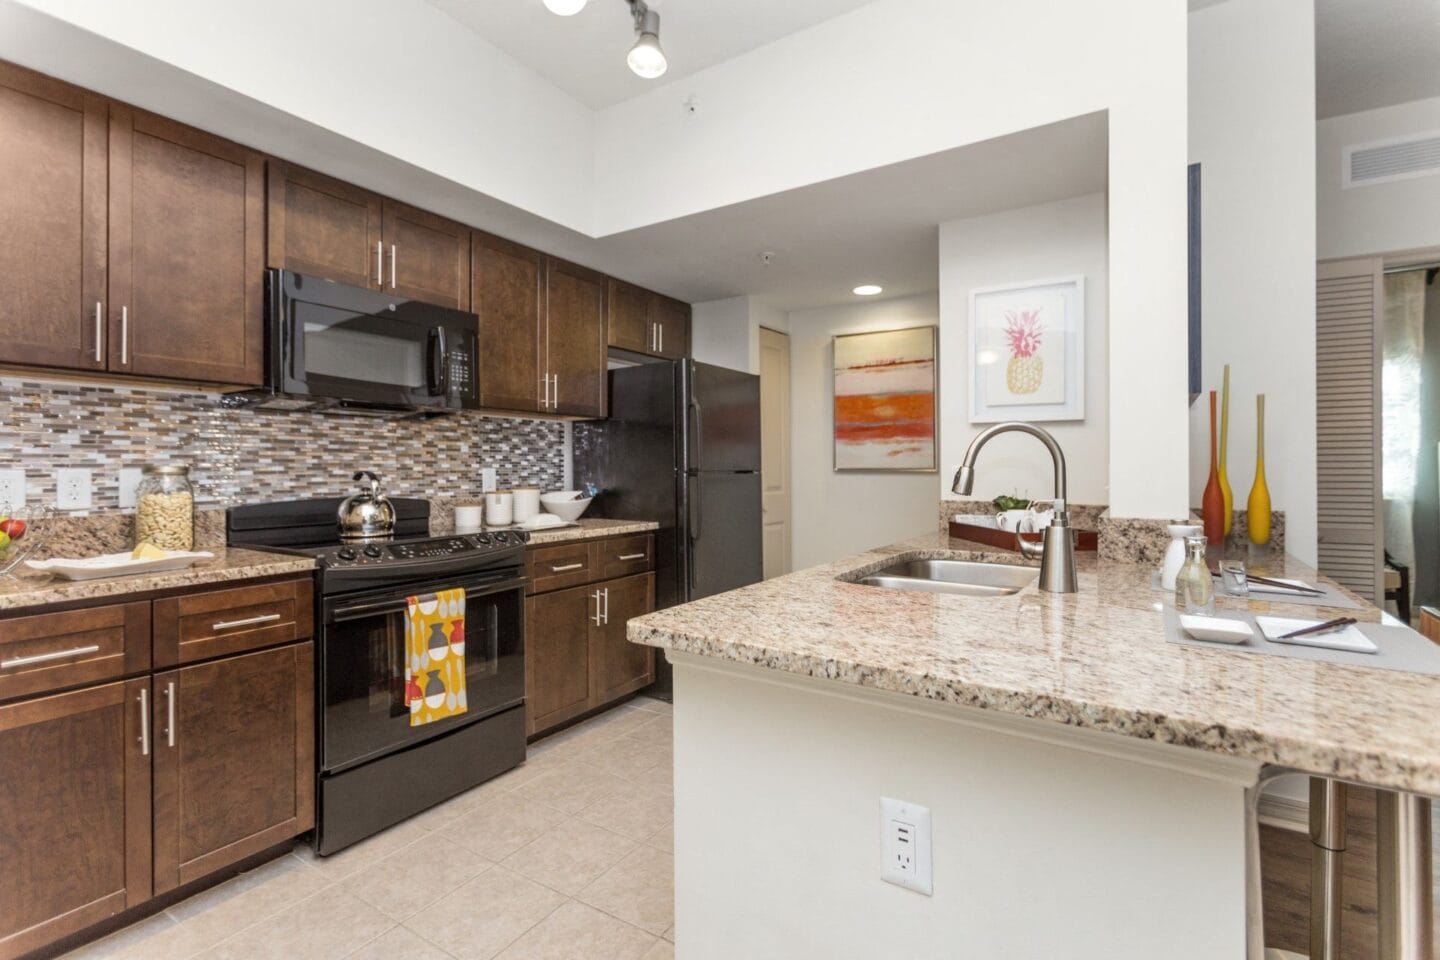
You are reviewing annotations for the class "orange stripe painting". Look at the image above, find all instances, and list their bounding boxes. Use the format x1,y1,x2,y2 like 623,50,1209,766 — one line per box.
833,327,937,471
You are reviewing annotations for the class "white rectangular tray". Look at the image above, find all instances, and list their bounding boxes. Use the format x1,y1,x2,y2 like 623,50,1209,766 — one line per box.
26,550,214,581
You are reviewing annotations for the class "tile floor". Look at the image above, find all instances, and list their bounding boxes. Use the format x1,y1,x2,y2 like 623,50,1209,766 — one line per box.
62,697,675,960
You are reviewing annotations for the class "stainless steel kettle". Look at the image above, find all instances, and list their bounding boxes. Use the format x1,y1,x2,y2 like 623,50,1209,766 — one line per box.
337,470,396,540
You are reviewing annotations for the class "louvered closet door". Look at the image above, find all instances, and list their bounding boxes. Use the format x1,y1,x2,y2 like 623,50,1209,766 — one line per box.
1316,257,1383,603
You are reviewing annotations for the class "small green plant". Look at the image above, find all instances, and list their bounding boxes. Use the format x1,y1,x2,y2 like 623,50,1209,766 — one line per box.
991,494,1032,512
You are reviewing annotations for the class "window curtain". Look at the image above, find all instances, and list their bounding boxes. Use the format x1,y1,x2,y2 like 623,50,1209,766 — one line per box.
1381,270,1425,586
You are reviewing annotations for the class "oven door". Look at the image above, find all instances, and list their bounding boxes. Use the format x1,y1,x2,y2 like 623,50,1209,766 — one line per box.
319,567,525,774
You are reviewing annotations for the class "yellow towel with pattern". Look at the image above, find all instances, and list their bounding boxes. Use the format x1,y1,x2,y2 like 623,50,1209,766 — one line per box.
404,588,467,726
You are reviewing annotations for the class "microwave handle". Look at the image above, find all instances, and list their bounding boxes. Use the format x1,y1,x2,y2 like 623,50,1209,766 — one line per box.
428,326,449,397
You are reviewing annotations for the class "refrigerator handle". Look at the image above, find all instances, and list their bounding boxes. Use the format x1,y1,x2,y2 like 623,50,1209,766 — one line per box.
689,472,702,544
689,396,704,472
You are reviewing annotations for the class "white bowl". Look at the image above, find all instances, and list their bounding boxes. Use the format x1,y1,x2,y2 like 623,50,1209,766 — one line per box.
1178,614,1253,645
541,491,592,523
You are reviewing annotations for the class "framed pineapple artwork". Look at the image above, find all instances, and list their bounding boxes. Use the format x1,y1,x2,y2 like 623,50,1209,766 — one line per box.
968,276,1085,423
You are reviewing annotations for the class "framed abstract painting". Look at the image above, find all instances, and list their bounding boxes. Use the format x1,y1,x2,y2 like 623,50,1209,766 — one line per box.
969,276,1085,423
832,326,938,472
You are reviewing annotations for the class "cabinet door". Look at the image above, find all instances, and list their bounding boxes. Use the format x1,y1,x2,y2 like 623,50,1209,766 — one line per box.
651,293,690,360
266,160,382,290
545,257,608,418
0,62,107,372
607,278,652,354
109,106,265,385
151,643,314,894
591,573,656,706
473,231,544,412
0,679,151,960
525,586,596,737
382,200,470,310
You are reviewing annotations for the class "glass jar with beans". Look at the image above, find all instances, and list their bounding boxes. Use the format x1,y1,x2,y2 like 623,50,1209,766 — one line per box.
134,464,195,550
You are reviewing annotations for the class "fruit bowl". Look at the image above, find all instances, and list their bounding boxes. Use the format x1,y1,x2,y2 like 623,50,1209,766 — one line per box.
0,505,48,578
540,490,592,523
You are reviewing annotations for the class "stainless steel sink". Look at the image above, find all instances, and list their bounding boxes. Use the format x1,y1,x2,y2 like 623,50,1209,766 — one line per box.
855,559,1038,597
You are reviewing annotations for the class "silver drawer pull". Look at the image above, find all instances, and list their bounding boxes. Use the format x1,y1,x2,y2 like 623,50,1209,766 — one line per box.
138,688,150,757
212,613,282,632
164,680,176,748
550,562,585,573
2,644,101,669
615,553,647,561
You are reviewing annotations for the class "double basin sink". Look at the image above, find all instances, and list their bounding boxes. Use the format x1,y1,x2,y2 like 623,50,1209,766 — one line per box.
855,559,1038,597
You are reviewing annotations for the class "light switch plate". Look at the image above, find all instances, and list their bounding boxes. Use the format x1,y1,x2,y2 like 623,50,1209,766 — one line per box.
118,467,144,509
481,468,498,493
55,468,92,510
880,796,933,895
0,470,24,510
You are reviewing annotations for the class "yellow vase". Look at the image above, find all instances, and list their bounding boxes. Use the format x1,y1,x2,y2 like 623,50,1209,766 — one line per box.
1218,364,1233,536
1247,394,1271,546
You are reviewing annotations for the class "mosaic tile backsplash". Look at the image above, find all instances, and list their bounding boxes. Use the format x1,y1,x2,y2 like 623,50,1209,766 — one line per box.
0,378,564,513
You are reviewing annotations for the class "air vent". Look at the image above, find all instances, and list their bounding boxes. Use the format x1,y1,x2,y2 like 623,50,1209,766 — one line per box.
1344,131,1440,188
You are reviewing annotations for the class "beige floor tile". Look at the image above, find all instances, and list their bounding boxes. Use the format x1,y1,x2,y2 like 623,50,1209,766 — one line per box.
509,761,630,815
584,707,658,739
492,901,654,960
630,697,672,716
344,832,489,922
404,790,486,834
642,818,674,855
575,781,674,842
577,845,674,935
439,793,569,862
622,716,673,748
414,865,565,960
640,939,675,960
60,911,176,960
631,760,673,793
581,736,666,779
502,819,637,896
296,818,433,881
342,925,455,960
199,886,393,960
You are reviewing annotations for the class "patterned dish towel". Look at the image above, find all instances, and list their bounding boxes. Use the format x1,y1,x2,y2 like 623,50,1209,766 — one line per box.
404,587,467,726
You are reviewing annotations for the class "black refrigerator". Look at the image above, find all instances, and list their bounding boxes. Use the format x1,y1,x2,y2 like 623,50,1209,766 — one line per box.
574,358,763,695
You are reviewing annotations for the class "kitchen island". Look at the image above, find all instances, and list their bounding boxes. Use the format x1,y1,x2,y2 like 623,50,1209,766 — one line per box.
628,531,1439,959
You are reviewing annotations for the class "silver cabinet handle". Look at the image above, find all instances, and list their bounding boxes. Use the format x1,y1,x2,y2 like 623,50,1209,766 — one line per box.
212,612,282,632
616,553,647,561
1,644,101,670
164,680,176,748
550,562,584,573
376,241,383,285
390,244,397,289
658,323,663,353
591,589,603,626
120,306,129,365
138,688,150,757
650,322,657,352
602,587,609,625
551,374,559,409
94,302,103,362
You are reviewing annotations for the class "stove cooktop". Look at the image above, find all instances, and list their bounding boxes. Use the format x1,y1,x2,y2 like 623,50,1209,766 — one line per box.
283,529,530,569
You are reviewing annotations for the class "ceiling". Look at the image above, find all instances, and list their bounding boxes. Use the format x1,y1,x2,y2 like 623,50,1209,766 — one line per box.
425,0,878,109
1315,0,1440,118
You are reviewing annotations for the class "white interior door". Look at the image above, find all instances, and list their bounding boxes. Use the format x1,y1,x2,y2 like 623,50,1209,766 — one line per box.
759,327,792,578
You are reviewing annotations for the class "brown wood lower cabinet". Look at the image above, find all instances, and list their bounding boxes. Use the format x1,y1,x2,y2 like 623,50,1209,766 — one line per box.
524,535,656,738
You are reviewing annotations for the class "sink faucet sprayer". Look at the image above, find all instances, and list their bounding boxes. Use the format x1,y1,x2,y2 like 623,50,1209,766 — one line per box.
952,422,1078,594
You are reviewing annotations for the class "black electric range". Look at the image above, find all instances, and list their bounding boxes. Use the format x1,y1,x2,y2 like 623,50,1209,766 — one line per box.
227,497,528,854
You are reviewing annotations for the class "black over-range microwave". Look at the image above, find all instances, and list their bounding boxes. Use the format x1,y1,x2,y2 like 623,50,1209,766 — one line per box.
247,269,479,415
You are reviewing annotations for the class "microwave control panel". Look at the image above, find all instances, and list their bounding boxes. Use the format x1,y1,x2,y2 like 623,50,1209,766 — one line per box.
447,347,475,401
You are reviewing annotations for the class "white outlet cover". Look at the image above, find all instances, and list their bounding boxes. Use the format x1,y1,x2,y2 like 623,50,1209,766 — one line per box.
55,468,93,510
118,467,144,509
0,470,25,510
880,796,933,895
481,467,498,493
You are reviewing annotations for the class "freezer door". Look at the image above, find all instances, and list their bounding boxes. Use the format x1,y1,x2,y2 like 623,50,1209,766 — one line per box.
686,471,763,600
687,361,761,473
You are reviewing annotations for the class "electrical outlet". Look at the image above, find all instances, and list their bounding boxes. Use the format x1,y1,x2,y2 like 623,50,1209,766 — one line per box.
118,467,144,509
880,797,933,895
0,470,25,510
55,468,92,510
481,468,498,493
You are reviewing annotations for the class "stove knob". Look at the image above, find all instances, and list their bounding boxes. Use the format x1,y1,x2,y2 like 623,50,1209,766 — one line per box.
494,531,509,543
337,547,357,562
363,544,383,558
476,533,492,545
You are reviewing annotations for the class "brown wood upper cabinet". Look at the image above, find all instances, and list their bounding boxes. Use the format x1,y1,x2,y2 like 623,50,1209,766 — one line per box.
545,257,608,417
607,278,689,359
472,230,544,412
269,160,468,310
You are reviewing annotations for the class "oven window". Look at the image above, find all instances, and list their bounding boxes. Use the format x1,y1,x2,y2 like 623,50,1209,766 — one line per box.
322,586,522,773
295,302,425,389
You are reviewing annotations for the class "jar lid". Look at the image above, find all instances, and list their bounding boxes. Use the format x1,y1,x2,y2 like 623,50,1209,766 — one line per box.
143,464,190,475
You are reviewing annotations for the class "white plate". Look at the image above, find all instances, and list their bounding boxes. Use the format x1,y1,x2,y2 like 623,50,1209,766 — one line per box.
1255,616,1377,654
26,550,214,581
1178,615,1253,644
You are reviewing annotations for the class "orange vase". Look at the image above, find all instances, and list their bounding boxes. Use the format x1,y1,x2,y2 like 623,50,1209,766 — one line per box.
1201,390,1226,546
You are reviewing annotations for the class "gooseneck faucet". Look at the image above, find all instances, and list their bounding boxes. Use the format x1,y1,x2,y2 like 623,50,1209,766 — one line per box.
952,422,1078,593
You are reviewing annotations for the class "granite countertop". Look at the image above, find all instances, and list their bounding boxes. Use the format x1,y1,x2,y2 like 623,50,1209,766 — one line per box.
629,530,1440,795
522,518,660,545
0,548,316,613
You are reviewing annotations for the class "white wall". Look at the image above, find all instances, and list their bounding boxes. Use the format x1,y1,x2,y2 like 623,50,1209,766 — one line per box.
937,194,1110,507
1318,95,1440,260
788,294,940,568
691,296,789,374
1188,0,1318,564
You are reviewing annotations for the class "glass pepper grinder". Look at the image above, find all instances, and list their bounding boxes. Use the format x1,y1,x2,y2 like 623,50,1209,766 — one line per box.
1175,534,1215,615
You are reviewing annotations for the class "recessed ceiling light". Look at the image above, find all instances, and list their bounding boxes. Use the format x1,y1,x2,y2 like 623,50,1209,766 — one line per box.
853,284,883,296
543,0,587,15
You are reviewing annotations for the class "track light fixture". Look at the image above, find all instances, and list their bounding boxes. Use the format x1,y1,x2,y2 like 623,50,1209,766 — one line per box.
542,0,588,14
625,0,668,78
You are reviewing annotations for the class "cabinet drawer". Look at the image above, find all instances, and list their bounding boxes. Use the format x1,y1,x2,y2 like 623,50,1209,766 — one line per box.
0,602,150,702
153,578,313,667
598,534,654,580
527,542,597,594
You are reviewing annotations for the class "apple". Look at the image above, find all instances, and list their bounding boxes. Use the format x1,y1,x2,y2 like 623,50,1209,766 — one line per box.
0,518,25,540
